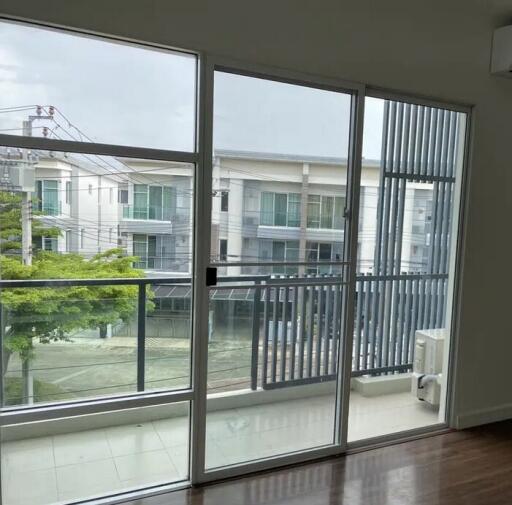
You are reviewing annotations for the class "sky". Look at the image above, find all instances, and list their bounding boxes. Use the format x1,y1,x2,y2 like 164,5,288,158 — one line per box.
0,20,384,160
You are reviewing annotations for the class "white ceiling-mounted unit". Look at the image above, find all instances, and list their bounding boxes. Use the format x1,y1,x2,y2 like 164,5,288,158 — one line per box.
491,25,512,77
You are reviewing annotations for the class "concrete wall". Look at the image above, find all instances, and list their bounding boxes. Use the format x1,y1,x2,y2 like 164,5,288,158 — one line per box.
2,0,511,429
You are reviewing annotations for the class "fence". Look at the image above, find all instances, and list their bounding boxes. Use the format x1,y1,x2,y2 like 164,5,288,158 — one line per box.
352,273,448,376
0,270,448,399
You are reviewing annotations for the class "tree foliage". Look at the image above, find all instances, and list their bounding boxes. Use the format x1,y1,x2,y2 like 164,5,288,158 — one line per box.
0,190,146,363
0,190,59,255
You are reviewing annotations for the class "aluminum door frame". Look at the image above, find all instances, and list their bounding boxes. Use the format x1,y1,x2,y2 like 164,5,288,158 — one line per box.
190,54,366,485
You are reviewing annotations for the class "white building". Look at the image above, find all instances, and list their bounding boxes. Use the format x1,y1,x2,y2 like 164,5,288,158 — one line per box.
0,147,433,276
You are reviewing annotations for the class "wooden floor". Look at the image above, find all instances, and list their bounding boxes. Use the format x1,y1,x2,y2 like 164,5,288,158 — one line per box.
124,421,512,505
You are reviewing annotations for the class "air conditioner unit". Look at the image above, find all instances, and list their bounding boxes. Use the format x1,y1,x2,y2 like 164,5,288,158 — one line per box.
491,25,512,77
411,328,446,406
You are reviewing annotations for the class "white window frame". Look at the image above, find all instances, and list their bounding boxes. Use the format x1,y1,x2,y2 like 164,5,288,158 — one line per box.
0,25,199,491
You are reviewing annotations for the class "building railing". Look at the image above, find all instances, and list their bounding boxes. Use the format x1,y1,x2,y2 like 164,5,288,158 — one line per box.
0,271,447,403
32,201,62,216
352,273,448,377
122,204,174,221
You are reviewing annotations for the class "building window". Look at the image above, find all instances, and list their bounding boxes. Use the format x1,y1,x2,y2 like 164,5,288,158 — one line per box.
133,234,173,270
307,194,345,230
119,189,128,204
88,184,93,195
219,239,228,261
34,180,59,216
109,187,114,204
221,191,229,212
259,239,299,275
132,184,176,221
65,181,71,205
38,236,58,252
33,236,58,252
306,241,343,274
260,192,301,227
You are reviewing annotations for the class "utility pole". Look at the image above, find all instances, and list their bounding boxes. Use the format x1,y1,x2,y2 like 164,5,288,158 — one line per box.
20,106,54,404
21,105,54,266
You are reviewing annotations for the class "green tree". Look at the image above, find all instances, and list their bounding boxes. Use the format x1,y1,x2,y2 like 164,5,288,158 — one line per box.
0,190,147,403
0,190,59,255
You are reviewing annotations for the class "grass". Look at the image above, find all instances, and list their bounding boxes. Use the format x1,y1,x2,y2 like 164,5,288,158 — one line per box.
3,377,71,406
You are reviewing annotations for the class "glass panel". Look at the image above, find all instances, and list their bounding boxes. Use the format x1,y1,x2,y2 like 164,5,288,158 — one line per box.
274,193,287,226
133,234,148,269
348,97,467,442
147,235,157,269
133,184,148,220
260,192,274,226
285,240,299,275
334,196,345,230
320,196,334,229
0,147,194,407
318,243,332,274
208,70,351,469
148,186,163,220
42,181,59,216
1,402,190,504
205,284,337,469
162,186,176,221
307,195,321,229
288,193,301,227
272,241,285,274
0,20,197,151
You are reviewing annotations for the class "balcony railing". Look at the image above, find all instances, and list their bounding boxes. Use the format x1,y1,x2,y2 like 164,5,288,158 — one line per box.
32,201,62,216
122,204,173,221
0,271,447,405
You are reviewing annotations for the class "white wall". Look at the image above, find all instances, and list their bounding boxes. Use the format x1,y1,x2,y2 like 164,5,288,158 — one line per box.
2,0,511,428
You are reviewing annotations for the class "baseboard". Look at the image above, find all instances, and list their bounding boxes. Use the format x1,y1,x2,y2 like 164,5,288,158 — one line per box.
455,403,512,429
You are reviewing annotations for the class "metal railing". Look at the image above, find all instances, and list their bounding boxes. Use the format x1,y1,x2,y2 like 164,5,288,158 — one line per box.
352,273,448,377
0,271,447,398
0,277,189,396
122,204,174,221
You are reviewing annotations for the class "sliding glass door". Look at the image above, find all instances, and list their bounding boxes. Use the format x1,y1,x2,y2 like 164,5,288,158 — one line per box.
0,17,470,505
200,69,358,475
348,96,468,442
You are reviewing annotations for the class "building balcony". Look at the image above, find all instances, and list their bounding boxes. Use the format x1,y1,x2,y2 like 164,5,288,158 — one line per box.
120,205,190,234
121,204,172,222
33,202,62,217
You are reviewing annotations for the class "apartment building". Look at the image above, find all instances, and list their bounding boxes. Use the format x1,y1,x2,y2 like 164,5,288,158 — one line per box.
0,147,434,275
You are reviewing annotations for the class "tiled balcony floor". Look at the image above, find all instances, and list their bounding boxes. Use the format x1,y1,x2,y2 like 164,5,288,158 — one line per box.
1,391,439,505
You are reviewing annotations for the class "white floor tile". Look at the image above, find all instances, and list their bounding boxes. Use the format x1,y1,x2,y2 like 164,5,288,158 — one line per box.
1,436,54,473
53,429,112,466
56,458,120,503
152,418,189,448
105,422,164,456
114,449,179,484
2,467,59,505
165,443,189,480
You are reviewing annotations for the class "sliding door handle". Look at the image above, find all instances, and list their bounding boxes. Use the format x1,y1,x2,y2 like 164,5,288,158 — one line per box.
206,267,217,287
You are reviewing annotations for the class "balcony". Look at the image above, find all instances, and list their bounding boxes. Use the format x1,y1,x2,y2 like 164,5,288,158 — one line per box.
120,205,173,235
121,205,172,221
0,273,441,504
33,202,62,217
